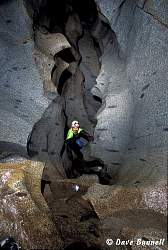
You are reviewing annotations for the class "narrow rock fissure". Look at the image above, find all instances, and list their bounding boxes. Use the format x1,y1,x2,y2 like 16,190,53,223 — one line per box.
0,0,167,249
25,1,117,248
27,0,115,186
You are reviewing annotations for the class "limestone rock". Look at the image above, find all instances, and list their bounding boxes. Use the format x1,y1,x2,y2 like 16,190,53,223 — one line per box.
83,182,167,218
0,160,63,249
84,182,167,249
34,49,57,100
91,0,168,184
77,174,99,186
144,0,168,27
27,96,70,177
35,30,71,58
0,0,50,150
63,68,94,133
52,57,70,91
44,178,100,248
65,12,83,49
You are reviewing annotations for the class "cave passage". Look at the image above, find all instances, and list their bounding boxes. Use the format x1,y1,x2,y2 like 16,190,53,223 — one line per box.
29,0,112,182
0,0,167,249
35,0,98,31
28,0,114,248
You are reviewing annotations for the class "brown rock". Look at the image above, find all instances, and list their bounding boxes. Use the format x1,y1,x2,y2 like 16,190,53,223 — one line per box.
83,182,167,218
0,160,63,249
83,182,167,250
35,30,71,58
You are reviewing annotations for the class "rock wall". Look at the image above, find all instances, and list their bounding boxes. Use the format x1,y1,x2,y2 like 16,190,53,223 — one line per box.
0,0,167,248
92,0,168,184
0,160,63,249
0,0,50,153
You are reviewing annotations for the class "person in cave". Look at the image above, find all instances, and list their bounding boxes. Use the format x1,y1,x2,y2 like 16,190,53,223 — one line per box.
66,120,93,160
65,121,111,184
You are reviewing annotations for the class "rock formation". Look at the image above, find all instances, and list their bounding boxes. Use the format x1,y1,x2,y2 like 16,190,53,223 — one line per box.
91,0,168,184
0,0,50,153
0,160,63,249
0,0,167,249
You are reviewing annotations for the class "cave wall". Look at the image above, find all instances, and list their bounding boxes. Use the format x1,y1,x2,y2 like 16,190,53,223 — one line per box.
0,0,167,184
0,0,50,154
92,0,168,183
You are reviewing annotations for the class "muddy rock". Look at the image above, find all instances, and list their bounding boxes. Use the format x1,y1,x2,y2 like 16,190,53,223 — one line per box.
83,181,167,218
0,160,63,249
44,178,101,248
84,181,167,249
87,182,167,249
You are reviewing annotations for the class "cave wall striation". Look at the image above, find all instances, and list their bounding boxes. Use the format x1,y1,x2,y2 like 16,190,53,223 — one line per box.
92,0,168,184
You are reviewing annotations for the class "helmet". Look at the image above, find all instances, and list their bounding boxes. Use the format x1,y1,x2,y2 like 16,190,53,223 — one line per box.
71,120,80,128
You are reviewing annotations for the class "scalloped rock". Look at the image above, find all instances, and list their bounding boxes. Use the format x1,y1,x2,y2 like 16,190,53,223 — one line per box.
35,30,71,58
91,0,168,184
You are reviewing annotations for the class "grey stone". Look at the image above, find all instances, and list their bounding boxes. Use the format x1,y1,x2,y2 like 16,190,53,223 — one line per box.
144,0,168,27
93,0,168,182
0,0,50,150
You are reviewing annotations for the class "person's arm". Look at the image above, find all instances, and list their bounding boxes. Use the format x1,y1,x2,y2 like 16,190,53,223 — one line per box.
80,130,94,142
65,129,75,144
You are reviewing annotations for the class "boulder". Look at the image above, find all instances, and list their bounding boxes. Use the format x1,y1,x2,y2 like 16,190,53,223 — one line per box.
83,182,167,218
0,159,63,249
84,181,167,249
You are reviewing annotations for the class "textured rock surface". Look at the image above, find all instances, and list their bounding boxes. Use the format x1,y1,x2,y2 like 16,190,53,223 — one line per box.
84,182,167,218
0,160,62,249
0,0,167,248
43,177,101,248
0,0,50,151
27,96,70,176
79,30,101,124
92,0,168,183
84,182,167,249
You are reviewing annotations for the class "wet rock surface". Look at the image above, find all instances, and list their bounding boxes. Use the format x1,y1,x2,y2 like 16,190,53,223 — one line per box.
0,0,167,249
83,182,167,250
83,181,167,218
0,159,62,249
43,176,102,249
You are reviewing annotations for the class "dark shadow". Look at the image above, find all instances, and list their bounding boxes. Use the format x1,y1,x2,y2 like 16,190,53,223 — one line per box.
0,236,20,250
0,141,28,161
93,95,102,104
58,69,72,95
51,65,57,80
71,158,112,185
0,0,11,5
41,180,51,195
70,0,98,25
31,0,98,31
57,48,76,63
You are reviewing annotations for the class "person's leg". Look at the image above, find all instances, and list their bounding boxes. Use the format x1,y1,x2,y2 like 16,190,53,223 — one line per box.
73,144,83,159
66,144,74,161
69,143,83,159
